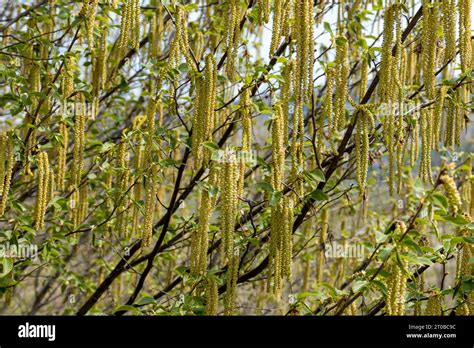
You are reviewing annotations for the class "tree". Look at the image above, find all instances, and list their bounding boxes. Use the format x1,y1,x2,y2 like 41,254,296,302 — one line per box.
0,0,472,316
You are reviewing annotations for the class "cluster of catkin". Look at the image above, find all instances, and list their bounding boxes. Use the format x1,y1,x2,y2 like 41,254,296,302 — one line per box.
118,0,141,50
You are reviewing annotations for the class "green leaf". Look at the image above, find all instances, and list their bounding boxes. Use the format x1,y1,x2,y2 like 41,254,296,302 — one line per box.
136,296,157,306
352,280,369,293
0,258,13,278
323,22,333,36
269,191,283,207
113,305,141,315
255,182,274,192
432,193,449,210
202,141,220,151
308,189,328,201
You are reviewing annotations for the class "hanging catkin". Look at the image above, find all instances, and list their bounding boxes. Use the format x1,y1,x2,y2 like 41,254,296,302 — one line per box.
385,221,407,316
0,134,14,216
441,0,456,63
356,107,370,196
92,28,108,107
419,108,433,184
425,293,443,315
0,134,7,195
433,85,447,150
221,153,239,261
440,173,462,214
238,87,252,197
168,6,196,72
115,134,130,237
257,0,270,25
190,164,220,275
72,94,86,188
459,0,472,73
422,1,439,100
379,4,396,103
272,105,285,192
225,0,241,81
224,250,239,315
323,66,335,148
61,54,76,100
281,60,294,145
334,37,349,131
270,0,285,56
205,277,219,315
57,122,68,191
35,151,49,231
191,54,216,168
142,164,158,247
149,1,163,59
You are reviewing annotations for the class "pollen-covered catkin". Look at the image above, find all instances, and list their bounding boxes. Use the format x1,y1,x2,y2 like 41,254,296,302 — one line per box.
72,94,86,187
270,0,284,56
142,164,158,248
35,151,49,231
334,37,349,131
191,54,216,167
459,0,472,73
57,122,68,191
422,0,439,100
238,87,252,197
433,86,447,150
379,4,396,102
272,105,285,192
0,134,7,195
205,277,219,315
419,109,433,184
385,221,407,316
0,135,14,216
226,0,241,81
441,0,456,63
425,293,443,315
61,55,76,100
221,153,239,261
440,173,462,214
224,250,239,315
356,107,370,196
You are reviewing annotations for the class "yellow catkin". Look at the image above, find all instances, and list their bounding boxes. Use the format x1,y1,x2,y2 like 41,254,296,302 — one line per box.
316,208,328,283
455,225,472,315
356,107,370,196
205,277,219,315
144,98,157,167
334,37,349,131
0,134,7,195
35,151,49,231
72,94,86,188
221,153,239,261
459,0,472,73
57,122,68,191
225,0,241,81
257,0,270,25
149,3,164,60
272,105,285,192
422,0,438,100
419,108,433,184
379,4,396,102
385,221,407,316
92,29,108,108
281,60,294,145
238,88,252,198
86,0,99,49
191,164,220,275
191,54,216,167
142,164,158,247
61,54,76,100
441,0,456,63
115,135,130,237
425,293,443,315
0,135,14,216
323,66,335,148
224,250,239,315
440,173,462,215
168,6,196,72
433,85,447,150
270,0,284,56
